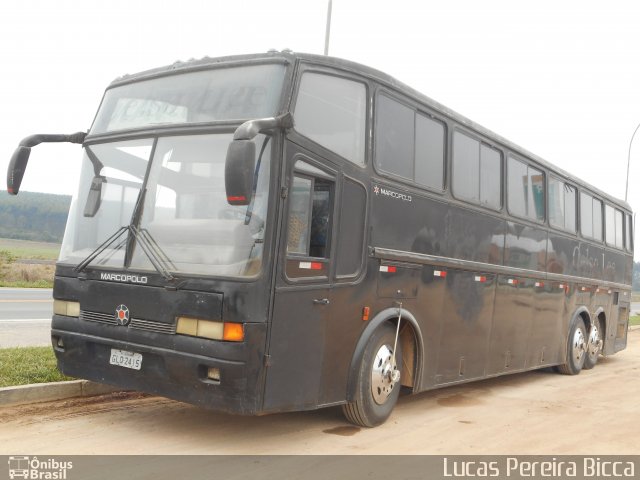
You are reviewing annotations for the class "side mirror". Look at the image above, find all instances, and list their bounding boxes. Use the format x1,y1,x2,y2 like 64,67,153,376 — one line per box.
7,146,32,195
6,132,86,195
83,176,106,217
225,140,256,206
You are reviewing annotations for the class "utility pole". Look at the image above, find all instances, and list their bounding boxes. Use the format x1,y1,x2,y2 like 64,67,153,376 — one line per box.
324,0,333,56
627,122,640,202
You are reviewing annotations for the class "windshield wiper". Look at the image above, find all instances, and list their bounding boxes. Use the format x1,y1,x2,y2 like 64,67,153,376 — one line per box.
130,226,176,281
74,225,176,281
74,226,129,273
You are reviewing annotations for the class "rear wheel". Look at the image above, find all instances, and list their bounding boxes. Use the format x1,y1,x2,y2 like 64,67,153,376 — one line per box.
342,323,402,427
557,317,587,375
583,317,603,370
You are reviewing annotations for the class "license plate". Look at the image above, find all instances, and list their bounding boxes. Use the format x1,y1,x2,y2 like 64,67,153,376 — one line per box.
109,349,142,370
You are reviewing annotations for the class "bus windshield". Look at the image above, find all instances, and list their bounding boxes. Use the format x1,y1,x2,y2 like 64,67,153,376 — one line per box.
90,63,286,135
59,133,271,278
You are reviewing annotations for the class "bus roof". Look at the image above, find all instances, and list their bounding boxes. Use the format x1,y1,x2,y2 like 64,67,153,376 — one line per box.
108,51,632,213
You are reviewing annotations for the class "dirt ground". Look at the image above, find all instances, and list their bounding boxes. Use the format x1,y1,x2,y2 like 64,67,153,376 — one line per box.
1,329,639,455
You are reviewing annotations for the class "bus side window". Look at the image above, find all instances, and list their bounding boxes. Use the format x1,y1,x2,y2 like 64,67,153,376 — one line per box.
286,174,333,259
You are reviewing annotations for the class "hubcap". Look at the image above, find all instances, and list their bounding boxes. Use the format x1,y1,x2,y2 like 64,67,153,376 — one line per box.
371,344,401,405
572,327,586,365
587,324,602,361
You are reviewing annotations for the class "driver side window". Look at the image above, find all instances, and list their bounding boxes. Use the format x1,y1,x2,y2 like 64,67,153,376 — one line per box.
285,161,335,279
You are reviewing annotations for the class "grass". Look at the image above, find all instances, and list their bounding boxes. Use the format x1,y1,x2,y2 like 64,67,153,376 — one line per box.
632,293,640,302
630,315,640,327
0,237,59,288
0,261,55,288
0,238,60,261
0,346,73,387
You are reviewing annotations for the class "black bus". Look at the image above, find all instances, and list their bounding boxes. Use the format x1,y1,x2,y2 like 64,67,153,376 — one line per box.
7,52,634,427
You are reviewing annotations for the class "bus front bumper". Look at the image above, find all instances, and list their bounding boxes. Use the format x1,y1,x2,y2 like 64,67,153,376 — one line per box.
51,315,267,415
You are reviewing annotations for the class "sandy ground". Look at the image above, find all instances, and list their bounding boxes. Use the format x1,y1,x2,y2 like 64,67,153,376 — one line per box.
1,329,639,455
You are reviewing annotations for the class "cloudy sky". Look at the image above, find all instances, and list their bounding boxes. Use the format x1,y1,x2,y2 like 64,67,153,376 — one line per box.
1,0,639,256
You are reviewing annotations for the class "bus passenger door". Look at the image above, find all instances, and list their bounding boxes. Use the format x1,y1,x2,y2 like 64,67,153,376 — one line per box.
263,147,339,412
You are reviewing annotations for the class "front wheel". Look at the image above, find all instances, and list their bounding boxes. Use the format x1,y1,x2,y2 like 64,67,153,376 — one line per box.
342,323,403,427
557,317,587,375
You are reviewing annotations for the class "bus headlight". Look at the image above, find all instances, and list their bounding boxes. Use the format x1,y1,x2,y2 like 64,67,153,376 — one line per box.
53,300,80,317
176,317,245,342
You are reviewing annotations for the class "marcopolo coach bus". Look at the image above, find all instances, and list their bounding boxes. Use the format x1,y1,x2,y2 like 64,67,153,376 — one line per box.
7,51,634,427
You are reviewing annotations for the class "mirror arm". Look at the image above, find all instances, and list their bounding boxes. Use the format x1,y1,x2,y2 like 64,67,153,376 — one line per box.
7,131,87,195
18,132,87,148
233,113,294,141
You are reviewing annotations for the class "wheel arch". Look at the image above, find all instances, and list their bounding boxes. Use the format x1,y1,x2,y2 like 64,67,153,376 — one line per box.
565,306,590,354
593,307,607,338
345,307,424,402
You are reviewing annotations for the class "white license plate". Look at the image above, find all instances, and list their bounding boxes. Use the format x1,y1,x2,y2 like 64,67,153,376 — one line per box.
109,349,142,370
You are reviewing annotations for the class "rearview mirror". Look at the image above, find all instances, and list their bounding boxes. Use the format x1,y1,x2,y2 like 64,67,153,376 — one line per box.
6,131,86,195
83,176,106,217
225,140,256,206
7,146,32,195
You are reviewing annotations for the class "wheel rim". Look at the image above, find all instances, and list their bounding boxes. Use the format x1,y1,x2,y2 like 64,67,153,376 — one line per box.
587,323,602,361
371,344,400,405
572,326,586,365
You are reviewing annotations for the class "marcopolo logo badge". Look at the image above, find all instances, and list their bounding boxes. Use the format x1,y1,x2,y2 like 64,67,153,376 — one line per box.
373,184,412,202
8,456,73,479
100,272,148,284
115,305,131,326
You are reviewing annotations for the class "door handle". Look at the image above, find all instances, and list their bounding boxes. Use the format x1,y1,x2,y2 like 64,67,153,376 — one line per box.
313,298,330,305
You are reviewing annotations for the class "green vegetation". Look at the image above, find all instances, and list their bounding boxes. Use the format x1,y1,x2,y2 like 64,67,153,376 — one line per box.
0,347,73,387
0,238,60,261
633,261,640,293
630,315,640,327
0,239,59,288
0,191,71,243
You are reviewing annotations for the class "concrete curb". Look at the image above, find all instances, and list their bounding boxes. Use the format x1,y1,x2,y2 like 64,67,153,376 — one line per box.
0,380,127,406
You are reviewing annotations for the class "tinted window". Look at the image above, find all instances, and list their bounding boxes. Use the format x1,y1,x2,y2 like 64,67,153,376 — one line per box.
605,206,624,249
286,172,333,258
287,176,312,255
605,205,615,246
628,214,634,251
592,198,603,241
565,185,577,232
376,95,414,178
336,178,366,277
415,114,445,190
375,95,445,190
480,145,502,208
580,192,603,241
615,209,624,249
508,156,545,222
549,176,577,232
508,156,528,218
295,73,366,165
452,132,480,202
580,192,593,238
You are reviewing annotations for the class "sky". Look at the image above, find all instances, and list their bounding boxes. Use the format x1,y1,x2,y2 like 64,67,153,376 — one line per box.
1,0,639,257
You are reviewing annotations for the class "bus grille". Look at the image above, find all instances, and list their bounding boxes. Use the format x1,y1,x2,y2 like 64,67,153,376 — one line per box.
80,310,176,335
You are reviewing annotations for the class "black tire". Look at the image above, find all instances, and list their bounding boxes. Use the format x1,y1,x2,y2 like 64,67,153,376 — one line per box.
583,316,603,370
557,317,587,375
342,323,402,427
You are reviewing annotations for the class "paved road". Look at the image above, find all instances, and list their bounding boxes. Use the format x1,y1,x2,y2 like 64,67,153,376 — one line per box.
0,288,52,320
1,329,639,455
0,288,52,347
632,302,639,315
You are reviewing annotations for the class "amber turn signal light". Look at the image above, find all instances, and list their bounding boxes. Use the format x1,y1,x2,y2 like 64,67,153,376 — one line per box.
223,322,245,342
